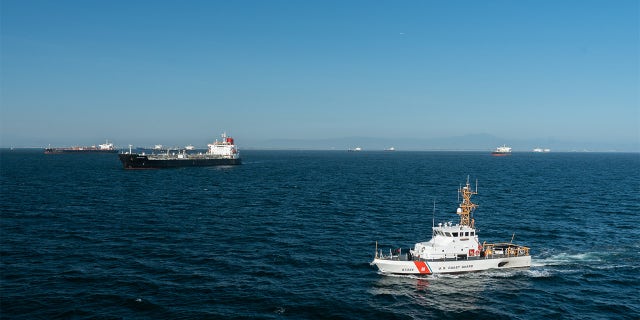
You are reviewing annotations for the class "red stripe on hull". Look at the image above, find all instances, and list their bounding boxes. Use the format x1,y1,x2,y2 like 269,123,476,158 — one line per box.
413,261,432,274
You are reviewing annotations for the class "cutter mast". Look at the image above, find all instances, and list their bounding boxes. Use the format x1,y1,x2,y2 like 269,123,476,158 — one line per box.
457,178,478,228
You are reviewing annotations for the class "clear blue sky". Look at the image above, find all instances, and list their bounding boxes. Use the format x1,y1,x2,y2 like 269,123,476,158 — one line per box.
1,0,638,150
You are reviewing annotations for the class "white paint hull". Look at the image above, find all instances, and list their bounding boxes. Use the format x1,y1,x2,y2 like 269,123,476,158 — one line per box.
372,255,531,275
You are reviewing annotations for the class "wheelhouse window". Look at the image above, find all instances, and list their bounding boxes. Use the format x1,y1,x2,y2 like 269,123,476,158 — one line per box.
452,232,459,237
445,232,452,237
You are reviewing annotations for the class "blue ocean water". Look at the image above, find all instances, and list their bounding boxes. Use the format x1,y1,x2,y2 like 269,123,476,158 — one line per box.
1,150,639,319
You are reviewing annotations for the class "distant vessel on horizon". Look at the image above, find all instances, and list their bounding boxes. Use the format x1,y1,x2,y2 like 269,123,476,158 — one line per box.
533,148,551,153
384,147,395,151
44,140,118,154
348,147,362,152
491,145,512,156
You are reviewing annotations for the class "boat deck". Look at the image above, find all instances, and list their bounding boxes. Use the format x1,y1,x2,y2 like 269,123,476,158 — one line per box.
133,152,233,160
378,243,530,262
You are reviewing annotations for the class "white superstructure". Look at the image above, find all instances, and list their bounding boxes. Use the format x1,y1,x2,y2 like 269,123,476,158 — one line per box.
371,178,531,275
98,140,115,150
207,132,240,159
493,145,512,153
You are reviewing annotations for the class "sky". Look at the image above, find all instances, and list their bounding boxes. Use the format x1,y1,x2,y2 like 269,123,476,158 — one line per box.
1,0,639,151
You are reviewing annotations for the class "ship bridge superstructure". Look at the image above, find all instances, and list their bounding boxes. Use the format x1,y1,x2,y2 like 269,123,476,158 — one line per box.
207,132,240,159
413,179,481,260
413,221,482,260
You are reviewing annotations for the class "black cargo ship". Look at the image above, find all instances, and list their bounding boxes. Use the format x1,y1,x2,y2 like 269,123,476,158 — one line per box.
119,133,241,169
118,153,241,169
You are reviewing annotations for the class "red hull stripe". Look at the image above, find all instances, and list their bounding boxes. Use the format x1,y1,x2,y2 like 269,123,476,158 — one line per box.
413,261,432,274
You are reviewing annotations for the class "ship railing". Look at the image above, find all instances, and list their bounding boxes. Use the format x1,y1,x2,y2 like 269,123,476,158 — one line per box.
428,254,487,262
482,243,530,258
418,252,530,262
412,255,487,262
376,246,531,262
375,248,413,261
377,250,488,262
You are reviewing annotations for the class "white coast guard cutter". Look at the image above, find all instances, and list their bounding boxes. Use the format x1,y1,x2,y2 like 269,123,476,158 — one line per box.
371,179,531,275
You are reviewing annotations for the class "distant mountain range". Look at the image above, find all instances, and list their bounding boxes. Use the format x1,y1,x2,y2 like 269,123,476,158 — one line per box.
243,133,639,152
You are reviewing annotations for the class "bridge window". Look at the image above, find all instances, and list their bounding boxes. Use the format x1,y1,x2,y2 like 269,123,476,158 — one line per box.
465,232,469,236
445,232,452,237
452,232,459,237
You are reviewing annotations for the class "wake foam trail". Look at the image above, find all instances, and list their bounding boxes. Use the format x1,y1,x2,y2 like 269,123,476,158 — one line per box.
526,269,552,278
532,252,606,267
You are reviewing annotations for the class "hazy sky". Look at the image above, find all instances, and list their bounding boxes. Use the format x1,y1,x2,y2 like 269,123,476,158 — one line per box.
1,0,638,149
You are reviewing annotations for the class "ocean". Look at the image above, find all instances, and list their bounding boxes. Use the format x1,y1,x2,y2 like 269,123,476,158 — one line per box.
1,150,639,319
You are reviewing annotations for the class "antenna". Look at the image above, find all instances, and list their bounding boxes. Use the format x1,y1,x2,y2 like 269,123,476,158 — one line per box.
432,198,436,235
457,177,478,227
375,241,378,259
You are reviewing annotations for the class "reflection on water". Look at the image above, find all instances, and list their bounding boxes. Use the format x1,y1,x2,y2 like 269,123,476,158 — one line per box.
369,270,535,318
371,274,486,312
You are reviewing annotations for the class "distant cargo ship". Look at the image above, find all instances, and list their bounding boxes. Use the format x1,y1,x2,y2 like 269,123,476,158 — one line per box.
44,140,117,154
491,145,512,156
118,133,241,169
533,148,551,153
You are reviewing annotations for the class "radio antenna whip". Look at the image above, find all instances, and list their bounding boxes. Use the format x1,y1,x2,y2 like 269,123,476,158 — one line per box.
432,198,436,236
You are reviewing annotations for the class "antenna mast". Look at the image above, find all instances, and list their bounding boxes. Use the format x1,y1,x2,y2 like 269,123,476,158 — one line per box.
457,177,478,228
432,198,436,235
